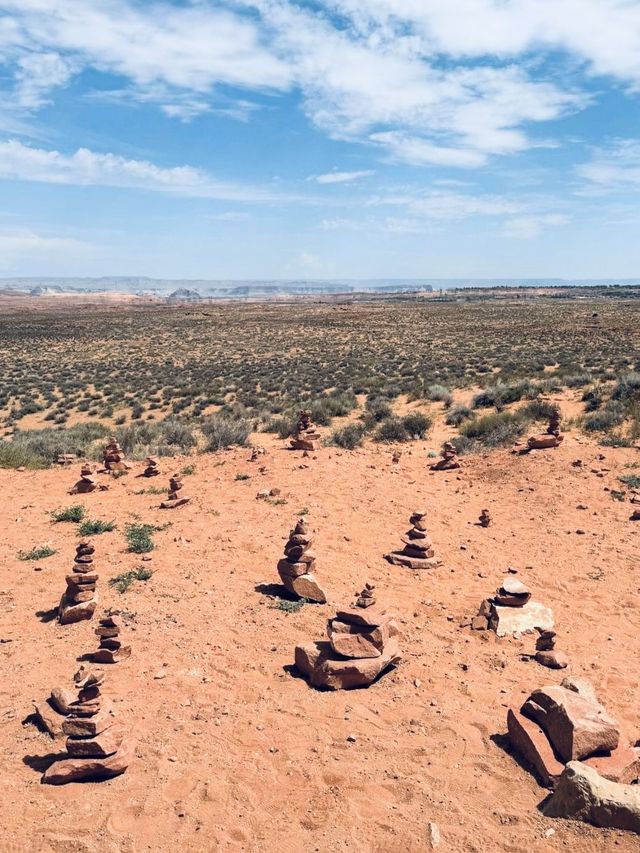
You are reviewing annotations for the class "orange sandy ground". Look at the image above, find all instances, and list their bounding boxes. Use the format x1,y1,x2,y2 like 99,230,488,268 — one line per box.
0,426,639,852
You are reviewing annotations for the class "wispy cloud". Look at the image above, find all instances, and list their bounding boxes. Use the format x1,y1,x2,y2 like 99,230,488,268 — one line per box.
0,139,295,202
311,169,374,184
577,139,640,189
0,227,97,267
502,213,570,239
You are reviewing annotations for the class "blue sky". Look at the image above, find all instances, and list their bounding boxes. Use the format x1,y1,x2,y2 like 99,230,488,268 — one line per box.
1,0,640,279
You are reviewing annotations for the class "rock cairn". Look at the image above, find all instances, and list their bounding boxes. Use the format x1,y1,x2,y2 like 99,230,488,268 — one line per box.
290,410,320,451
70,463,98,494
102,437,129,472
472,575,554,637
142,457,159,477
58,540,98,624
385,510,440,570
41,667,132,785
507,677,640,789
295,584,401,689
430,441,460,471
527,409,564,450
34,684,76,738
57,453,76,466
479,509,491,528
535,629,569,670
91,614,131,663
160,473,190,509
277,516,326,603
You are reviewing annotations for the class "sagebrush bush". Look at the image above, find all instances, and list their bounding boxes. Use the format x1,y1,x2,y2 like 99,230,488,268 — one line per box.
425,384,453,406
374,417,409,443
401,412,432,438
446,405,472,426
329,423,366,449
612,372,640,402
459,411,527,448
51,504,86,523
201,414,251,451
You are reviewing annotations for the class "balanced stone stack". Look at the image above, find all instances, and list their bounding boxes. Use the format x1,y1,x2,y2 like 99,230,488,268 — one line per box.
142,457,159,477
295,584,401,689
277,516,326,602
385,510,440,570
528,409,564,450
58,540,98,624
479,509,491,528
103,437,130,472
535,629,569,670
70,462,98,494
42,667,132,785
430,441,460,471
34,684,77,738
160,474,190,509
290,410,320,451
507,677,640,789
472,575,554,637
91,614,131,663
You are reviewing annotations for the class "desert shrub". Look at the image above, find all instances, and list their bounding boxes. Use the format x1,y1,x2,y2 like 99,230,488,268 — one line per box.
124,522,156,553
1,422,110,468
263,415,296,439
114,418,196,459
78,518,116,536
472,380,538,411
401,412,432,438
110,566,153,593
365,397,393,422
374,417,409,443
18,545,56,560
564,373,592,388
425,384,453,406
0,443,48,469
583,406,625,432
600,434,634,448
51,504,86,523
612,372,640,402
582,386,603,412
619,473,640,489
329,423,366,449
445,405,472,426
519,400,557,422
201,414,251,451
459,411,527,448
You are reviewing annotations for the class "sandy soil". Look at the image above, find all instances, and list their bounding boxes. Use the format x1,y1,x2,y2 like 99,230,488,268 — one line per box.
1,423,639,852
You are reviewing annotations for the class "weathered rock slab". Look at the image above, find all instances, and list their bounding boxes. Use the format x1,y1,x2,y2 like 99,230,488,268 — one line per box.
507,706,564,788
42,736,134,785
489,600,554,636
295,639,401,690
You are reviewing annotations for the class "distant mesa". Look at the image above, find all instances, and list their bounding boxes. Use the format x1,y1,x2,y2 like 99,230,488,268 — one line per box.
167,288,202,302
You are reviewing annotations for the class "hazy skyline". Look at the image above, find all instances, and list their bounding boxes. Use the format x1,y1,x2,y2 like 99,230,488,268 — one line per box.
1,1,640,278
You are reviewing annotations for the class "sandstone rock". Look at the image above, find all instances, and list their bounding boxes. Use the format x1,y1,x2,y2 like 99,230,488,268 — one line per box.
489,600,554,636
290,410,320,451
50,687,76,715
65,724,125,758
58,595,98,625
42,735,134,785
430,441,460,470
584,743,640,785
295,639,401,690
543,761,640,833
494,576,531,607
507,705,564,788
385,510,441,569
290,573,327,603
523,685,619,762
528,434,561,450
561,677,598,703
536,650,569,669
277,517,326,601
62,699,114,737
328,619,388,658
334,606,388,628
34,698,68,739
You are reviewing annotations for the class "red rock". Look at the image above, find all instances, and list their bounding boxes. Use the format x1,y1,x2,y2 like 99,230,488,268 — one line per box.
34,698,68,739
58,595,98,624
536,650,569,669
290,573,327,603
385,552,440,570
334,606,388,628
523,685,619,762
295,639,401,690
50,687,76,715
42,736,133,784
65,724,125,758
507,706,564,788
328,619,388,659
62,700,113,737
583,743,640,785
527,434,561,450
277,558,308,580
92,645,131,663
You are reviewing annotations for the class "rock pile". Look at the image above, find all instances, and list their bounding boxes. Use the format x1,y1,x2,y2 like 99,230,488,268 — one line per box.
70,463,99,494
430,441,460,471
57,453,76,466
58,540,98,624
91,614,131,663
295,584,401,689
142,457,159,477
535,629,569,670
102,437,129,472
34,685,76,738
479,509,491,527
507,677,640,790
277,517,326,602
385,510,440,570
159,474,190,509
528,409,564,450
472,575,554,636
290,410,320,451
41,667,132,785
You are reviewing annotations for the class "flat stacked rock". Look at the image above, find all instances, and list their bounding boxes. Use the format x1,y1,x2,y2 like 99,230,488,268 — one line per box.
160,474,190,509
57,453,76,466
42,667,132,785
472,575,554,636
277,517,326,603
70,462,98,494
430,441,461,470
142,457,159,477
528,409,564,450
58,540,98,624
535,629,569,669
479,508,491,527
103,437,130,472
295,585,401,690
91,614,131,663
290,410,320,451
507,678,640,789
34,685,76,738
385,510,441,570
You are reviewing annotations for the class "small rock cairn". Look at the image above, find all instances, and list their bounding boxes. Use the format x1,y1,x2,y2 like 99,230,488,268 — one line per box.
277,516,326,602
385,510,440,569
290,410,320,451
91,614,131,663
430,441,461,471
41,667,131,785
479,509,491,528
59,540,98,624
528,409,564,450
472,575,554,637
102,437,129,472
70,462,98,494
295,583,401,689
535,629,569,670
142,457,159,477
160,473,190,509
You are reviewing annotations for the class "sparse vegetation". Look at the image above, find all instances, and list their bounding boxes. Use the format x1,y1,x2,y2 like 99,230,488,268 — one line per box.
51,504,86,523
329,423,366,449
78,518,117,536
18,545,57,561
124,522,158,553
109,566,153,593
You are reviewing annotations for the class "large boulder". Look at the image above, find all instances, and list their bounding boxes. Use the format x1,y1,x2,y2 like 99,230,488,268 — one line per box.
295,639,401,690
489,600,554,637
523,685,619,762
543,762,640,833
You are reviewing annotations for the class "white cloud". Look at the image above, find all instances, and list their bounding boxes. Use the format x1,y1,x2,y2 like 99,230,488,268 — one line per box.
312,169,374,184
502,213,570,239
370,189,523,220
0,139,292,201
577,139,640,188
0,227,96,266
210,211,251,221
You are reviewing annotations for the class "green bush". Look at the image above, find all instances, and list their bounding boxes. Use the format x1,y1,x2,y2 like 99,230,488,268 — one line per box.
445,405,472,427
401,412,432,438
365,397,393,422
18,545,57,561
459,411,527,448
114,418,196,459
583,408,624,432
78,518,116,536
519,400,557,422
329,423,366,449
201,414,252,451
425,384,452,406
374,417,409,443
124,522,156,553
51,504,86,523
110,566,153,593
0,422,110,468
612,372,640,402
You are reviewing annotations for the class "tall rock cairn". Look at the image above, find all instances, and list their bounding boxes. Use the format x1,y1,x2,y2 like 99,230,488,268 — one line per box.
277,516,327,603
58,540,98,624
